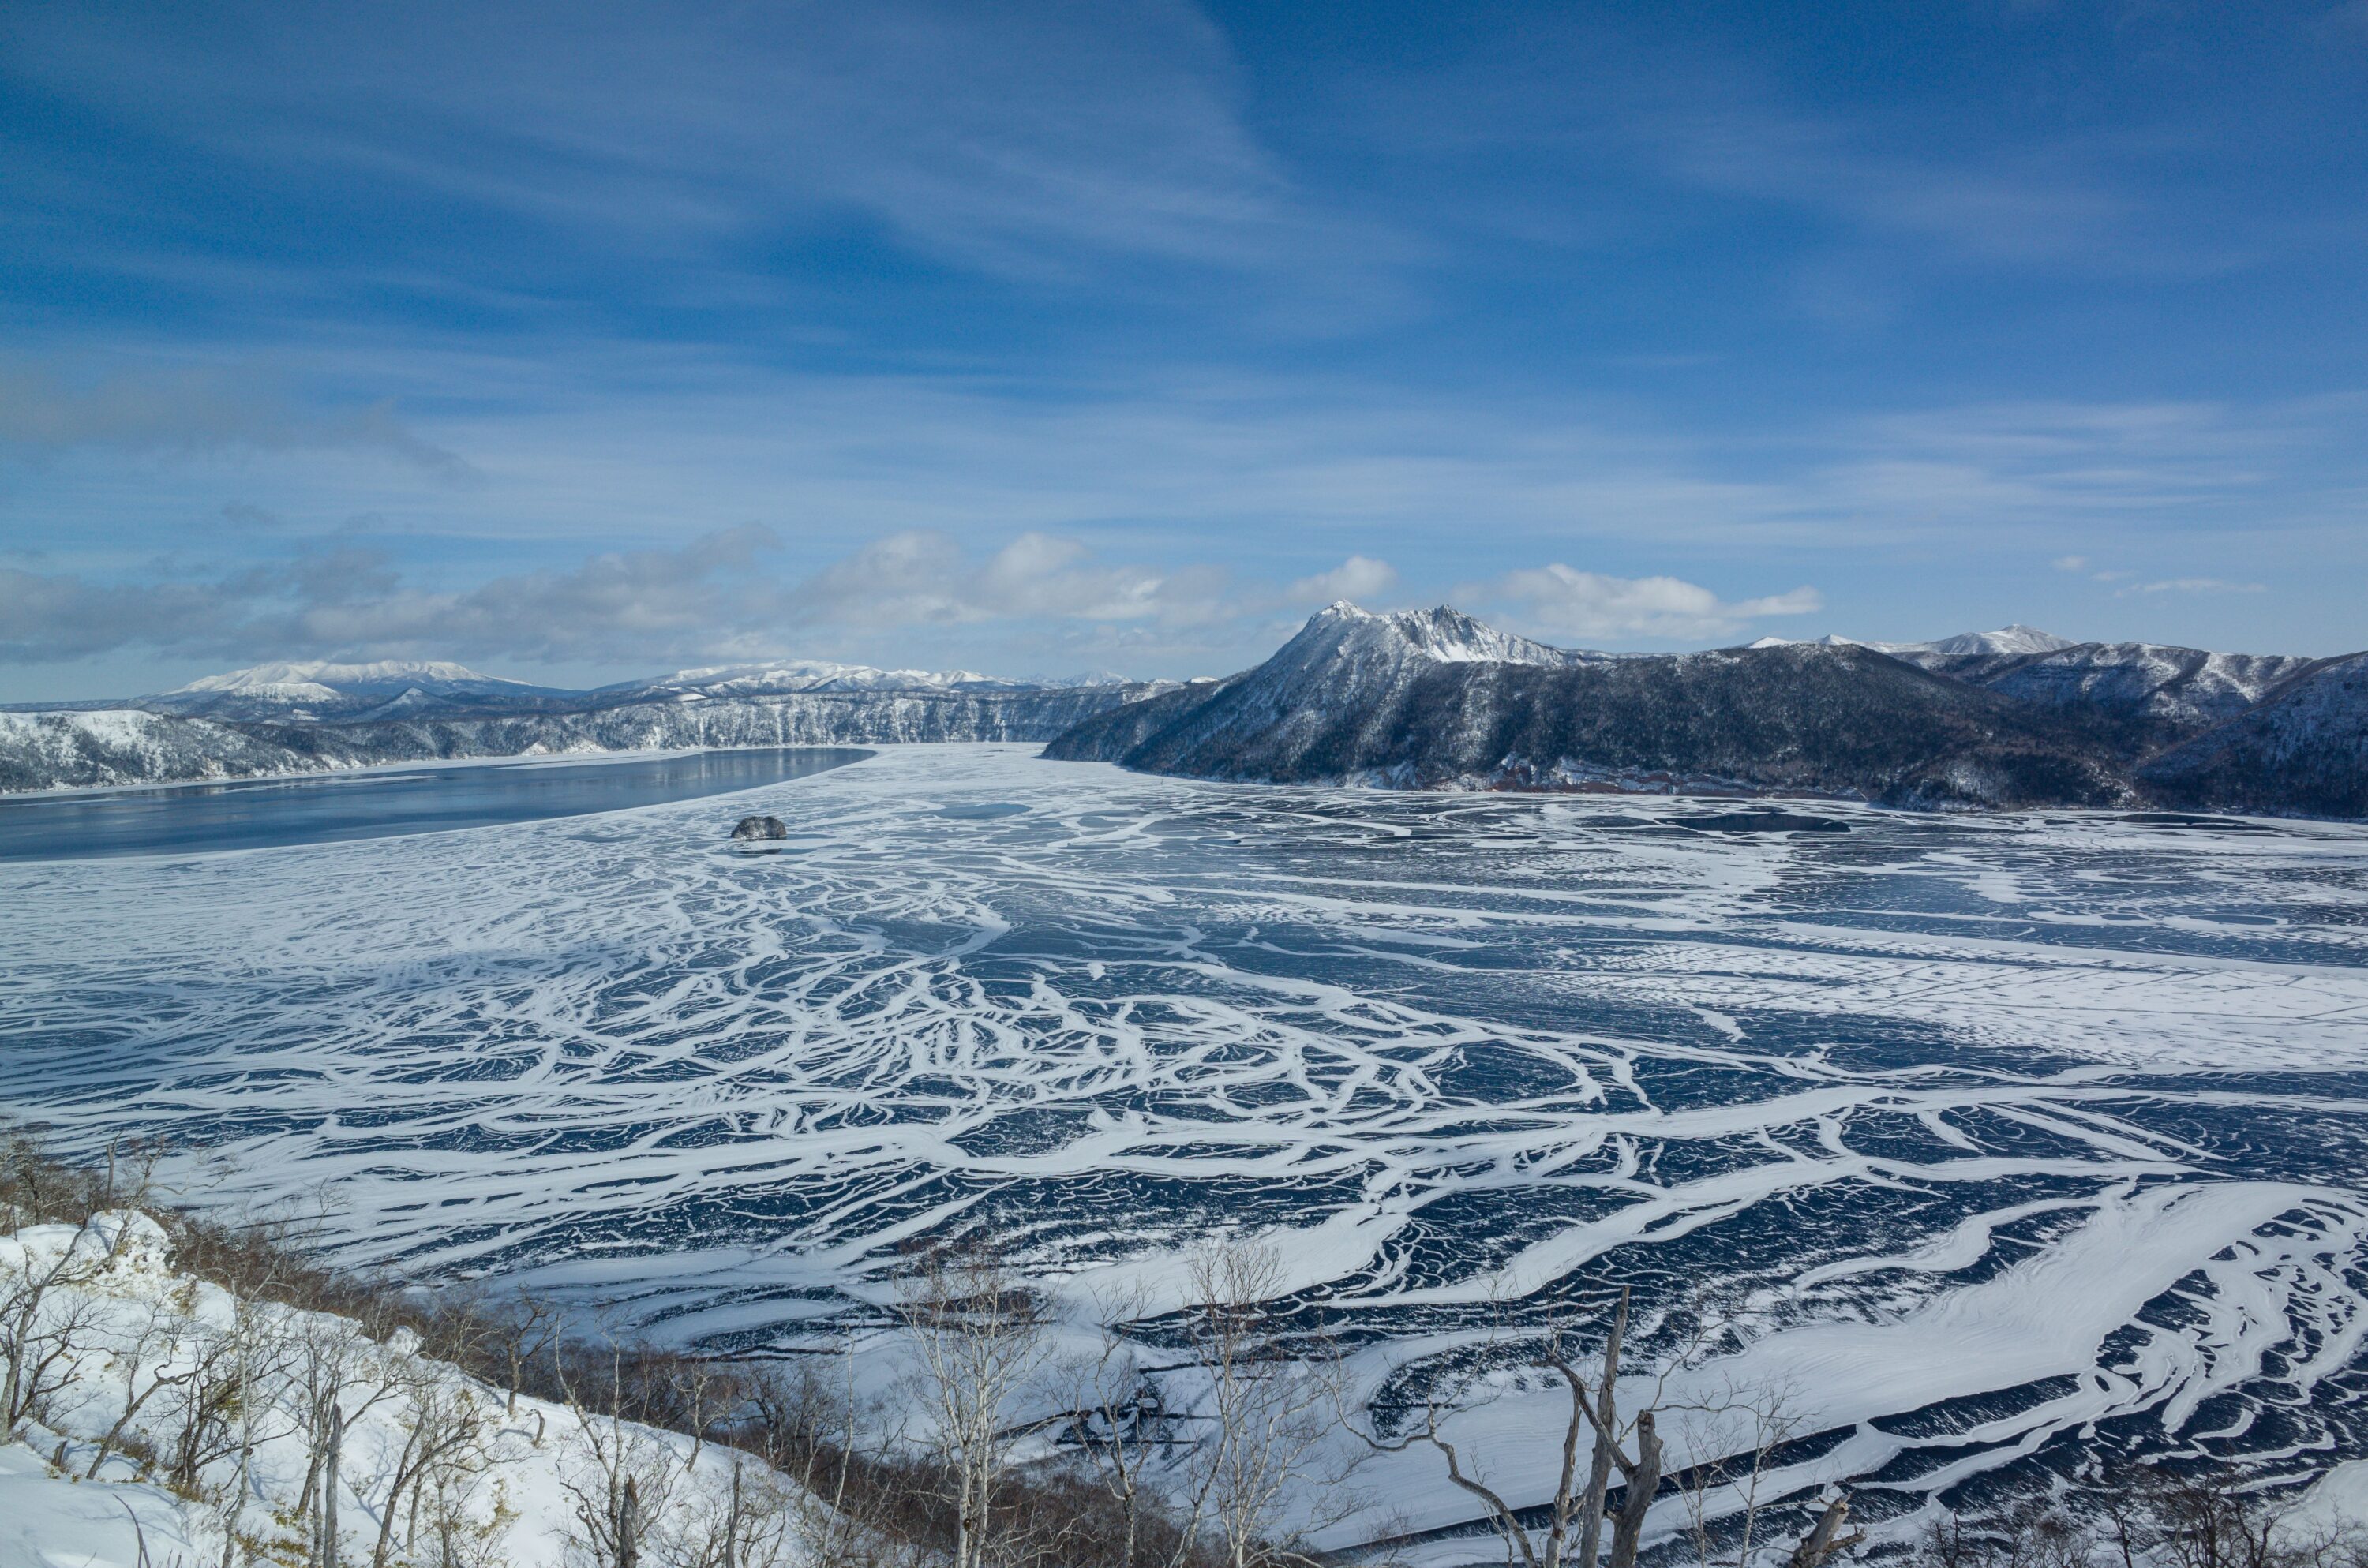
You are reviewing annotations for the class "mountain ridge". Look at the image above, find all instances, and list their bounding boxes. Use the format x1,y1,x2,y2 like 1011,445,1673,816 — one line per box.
0,658,1173,792
1043,605,2368,818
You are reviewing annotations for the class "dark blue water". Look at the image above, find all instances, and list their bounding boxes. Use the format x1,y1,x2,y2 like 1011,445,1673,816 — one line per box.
0,747,872,860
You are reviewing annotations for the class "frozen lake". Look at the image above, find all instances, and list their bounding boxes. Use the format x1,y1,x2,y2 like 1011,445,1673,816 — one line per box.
2,743,2364,1551
0,746,871,859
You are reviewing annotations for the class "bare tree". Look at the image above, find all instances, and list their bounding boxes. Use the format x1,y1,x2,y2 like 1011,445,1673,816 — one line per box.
1167,1242,1366,1568
1666,1378,1808,1568
201,1285,304,1568
556,1340,688,1568
292,1307,409,1562
318,1400,346,1568
654,1452,800,1568
1,1208,152,1434
474,1291,564,1420
83,1289,196,1480
897,1236,1055,1568
156,1276,298,1505
1357,1285,1675,1568
369,1365,498,1568
1066,1278,1209,1568
751,1354,918,1568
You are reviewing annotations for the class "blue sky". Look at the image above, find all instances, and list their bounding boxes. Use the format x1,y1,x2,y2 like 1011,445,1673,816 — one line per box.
3,1,2365,698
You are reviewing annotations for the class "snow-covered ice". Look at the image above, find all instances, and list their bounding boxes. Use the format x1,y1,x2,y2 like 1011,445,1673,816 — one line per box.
3,744,2365,1552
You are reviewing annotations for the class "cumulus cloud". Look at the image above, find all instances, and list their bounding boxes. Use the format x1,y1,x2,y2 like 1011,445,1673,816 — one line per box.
1466,563,1822,642
1287,555,1397,604
790,530,1238,630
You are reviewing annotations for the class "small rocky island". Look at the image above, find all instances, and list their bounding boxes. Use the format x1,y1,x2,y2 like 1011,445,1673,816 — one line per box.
730,814,789,841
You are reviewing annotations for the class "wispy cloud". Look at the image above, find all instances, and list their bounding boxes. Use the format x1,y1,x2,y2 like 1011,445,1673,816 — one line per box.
3,0,1391,298
0,355,467,473
2123,578,2269,596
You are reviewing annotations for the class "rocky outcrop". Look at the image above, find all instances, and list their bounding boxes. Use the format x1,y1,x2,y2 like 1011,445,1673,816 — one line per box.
730,814,789,840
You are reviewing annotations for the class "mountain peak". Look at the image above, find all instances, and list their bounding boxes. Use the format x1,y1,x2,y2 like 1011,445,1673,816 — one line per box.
1296,602,1591,668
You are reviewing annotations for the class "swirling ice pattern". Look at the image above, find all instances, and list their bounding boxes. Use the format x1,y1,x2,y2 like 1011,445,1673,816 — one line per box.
4,745,2368,1549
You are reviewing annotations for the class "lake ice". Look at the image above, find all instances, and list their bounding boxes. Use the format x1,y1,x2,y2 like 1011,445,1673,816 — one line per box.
2,743,2364,1551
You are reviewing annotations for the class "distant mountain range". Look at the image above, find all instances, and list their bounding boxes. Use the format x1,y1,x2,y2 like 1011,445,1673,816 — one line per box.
0,660,1170,792
1043,603,2368,818
8,616,2363,817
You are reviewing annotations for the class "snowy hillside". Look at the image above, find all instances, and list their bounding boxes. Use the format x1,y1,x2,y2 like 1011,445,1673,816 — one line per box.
167,659,512,697
0,680,1166,793
2141,651,2368,818
1972,641,2325,730
0,709,327,791
1903,623,2075,657
0,1209,822,1568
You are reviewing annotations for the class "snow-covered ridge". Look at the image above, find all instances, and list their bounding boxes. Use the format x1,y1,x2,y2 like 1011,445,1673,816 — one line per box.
113,653,1150,728
606,659,1018,699
1985,641,2322,727
1751,624,2076,657
167,659,522,696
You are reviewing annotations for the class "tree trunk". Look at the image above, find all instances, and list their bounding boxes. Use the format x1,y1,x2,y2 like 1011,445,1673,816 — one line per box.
724,1459,743,1568
1575,1289,1628,1568
617,1475,641,1568
1789,1497,1862,1568
319,1403,342,1568
1606,1410,1662,1568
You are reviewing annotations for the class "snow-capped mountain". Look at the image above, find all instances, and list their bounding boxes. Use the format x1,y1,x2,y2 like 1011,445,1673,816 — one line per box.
9,616,2362,815
148,660,556,721
1047,604,2133,808
1907,624,2075,657
167,657,508,695
1046,604,2367,817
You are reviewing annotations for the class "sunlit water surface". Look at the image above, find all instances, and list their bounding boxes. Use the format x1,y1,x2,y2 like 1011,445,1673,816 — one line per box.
0,746,870,859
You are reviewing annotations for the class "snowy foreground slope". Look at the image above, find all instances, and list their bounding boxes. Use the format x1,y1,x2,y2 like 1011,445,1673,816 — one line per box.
2,1210,816,1568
